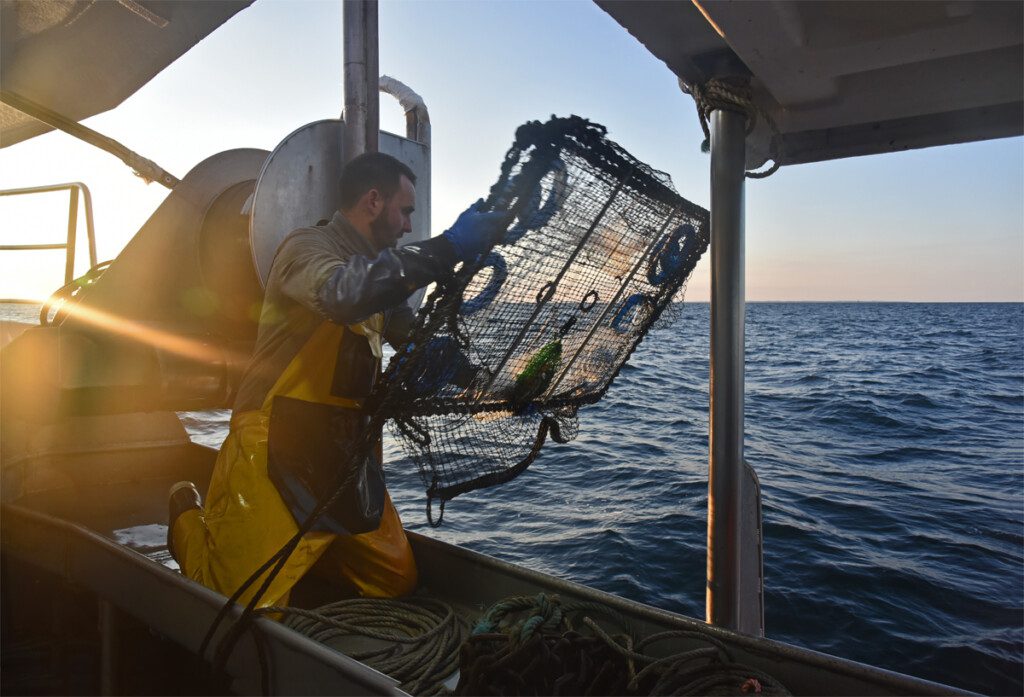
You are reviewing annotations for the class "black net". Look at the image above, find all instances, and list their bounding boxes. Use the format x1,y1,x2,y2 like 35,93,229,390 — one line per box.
376,116,709,515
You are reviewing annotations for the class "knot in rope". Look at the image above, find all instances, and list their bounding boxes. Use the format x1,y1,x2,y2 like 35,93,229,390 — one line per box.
681,77,781,179
471,593,565,641
518,593,563,642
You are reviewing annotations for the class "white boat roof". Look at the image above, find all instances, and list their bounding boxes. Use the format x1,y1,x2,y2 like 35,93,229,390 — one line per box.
0,0,253,148
596,0,1023,166
2,1,1020,166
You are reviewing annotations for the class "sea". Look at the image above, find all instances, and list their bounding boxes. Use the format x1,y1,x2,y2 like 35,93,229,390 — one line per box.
6,301,1023,694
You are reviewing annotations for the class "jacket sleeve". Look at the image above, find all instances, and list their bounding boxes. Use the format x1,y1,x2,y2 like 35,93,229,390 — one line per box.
274,231,458,325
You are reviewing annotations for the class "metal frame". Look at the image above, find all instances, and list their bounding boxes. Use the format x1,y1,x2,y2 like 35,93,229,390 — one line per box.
0,182,97,298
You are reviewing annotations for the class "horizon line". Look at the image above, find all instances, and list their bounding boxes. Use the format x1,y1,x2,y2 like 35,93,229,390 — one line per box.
680,299,1024,303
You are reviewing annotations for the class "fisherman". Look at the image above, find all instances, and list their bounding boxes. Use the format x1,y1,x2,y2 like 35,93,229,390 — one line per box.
167,152,506,606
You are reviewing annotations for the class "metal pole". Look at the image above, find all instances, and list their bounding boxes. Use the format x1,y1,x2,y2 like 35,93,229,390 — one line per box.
706,107,746,632
65,186,79,285
364,3,378,153
343,0,379,160
78,182,98,268
0,90,179,188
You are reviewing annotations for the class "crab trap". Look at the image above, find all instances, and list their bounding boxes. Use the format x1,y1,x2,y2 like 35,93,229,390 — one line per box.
377,116,710,521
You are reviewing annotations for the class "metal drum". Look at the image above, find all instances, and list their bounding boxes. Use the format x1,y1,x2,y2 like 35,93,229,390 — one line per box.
249,120,431,308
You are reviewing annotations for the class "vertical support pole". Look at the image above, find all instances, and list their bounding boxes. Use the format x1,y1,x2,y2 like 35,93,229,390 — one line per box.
706,107,748,633
343,0,379,160
65,186,79,285
79,183,98,268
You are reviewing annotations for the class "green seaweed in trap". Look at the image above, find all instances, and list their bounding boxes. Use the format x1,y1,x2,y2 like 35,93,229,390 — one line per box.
383,116,710,518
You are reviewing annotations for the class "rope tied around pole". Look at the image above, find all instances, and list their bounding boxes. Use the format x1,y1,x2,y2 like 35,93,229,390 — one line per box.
681,77,781,179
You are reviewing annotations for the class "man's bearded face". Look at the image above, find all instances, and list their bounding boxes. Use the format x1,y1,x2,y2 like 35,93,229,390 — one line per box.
369,174,416,250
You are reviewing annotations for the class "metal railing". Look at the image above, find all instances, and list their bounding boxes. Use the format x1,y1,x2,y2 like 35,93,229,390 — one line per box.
0,182,97,301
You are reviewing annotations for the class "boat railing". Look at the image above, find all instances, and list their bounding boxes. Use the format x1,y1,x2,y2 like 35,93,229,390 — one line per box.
0,182,97,303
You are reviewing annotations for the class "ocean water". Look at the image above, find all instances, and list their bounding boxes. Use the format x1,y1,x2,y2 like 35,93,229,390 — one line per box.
389,301,1022,696
6,302,1023,694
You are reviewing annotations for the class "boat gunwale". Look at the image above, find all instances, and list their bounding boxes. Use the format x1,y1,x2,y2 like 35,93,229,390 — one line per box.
1,500,405,696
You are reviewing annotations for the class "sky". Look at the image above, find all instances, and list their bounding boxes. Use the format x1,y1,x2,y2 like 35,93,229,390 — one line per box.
1,0,1022,302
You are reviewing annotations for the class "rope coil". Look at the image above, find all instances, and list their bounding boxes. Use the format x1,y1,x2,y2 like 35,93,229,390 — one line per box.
257,598,468,696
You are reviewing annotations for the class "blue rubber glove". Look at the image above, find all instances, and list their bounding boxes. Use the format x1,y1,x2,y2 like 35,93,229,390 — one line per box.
442,200,510,263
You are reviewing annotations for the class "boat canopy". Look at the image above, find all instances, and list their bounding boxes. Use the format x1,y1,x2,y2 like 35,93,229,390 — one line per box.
0,0,253,148
596,0,1023,167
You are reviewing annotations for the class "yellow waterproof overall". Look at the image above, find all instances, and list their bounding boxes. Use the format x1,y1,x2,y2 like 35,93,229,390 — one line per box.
171,315,417,608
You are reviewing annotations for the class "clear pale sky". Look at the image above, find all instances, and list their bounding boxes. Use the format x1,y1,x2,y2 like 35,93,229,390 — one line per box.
1,0,1022,302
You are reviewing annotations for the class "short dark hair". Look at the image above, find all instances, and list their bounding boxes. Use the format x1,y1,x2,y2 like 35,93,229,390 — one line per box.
338,152,416,209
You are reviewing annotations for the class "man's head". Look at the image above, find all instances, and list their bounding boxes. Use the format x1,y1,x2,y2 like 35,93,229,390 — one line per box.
339,152,417,252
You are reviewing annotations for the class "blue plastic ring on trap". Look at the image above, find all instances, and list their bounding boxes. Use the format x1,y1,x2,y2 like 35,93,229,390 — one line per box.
610,293,654,334
462,252,507,316
647,223,698,286
504,158,568,245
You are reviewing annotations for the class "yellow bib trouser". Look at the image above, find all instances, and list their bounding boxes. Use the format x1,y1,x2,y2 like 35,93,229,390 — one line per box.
171,317,418,608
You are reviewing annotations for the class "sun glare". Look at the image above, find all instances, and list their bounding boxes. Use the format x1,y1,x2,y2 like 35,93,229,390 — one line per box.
51,299,246,366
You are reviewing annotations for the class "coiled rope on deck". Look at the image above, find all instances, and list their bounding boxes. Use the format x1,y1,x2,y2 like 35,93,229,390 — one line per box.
256,597,468,696
255,592,790,696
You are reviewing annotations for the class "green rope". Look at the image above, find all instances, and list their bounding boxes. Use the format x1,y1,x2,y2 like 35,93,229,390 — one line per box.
460,594,791,696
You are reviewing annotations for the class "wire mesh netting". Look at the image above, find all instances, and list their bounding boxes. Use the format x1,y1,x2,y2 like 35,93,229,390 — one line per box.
377,116,709,519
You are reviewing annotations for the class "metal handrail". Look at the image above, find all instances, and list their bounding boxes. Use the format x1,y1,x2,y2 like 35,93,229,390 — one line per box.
0,182,98,292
